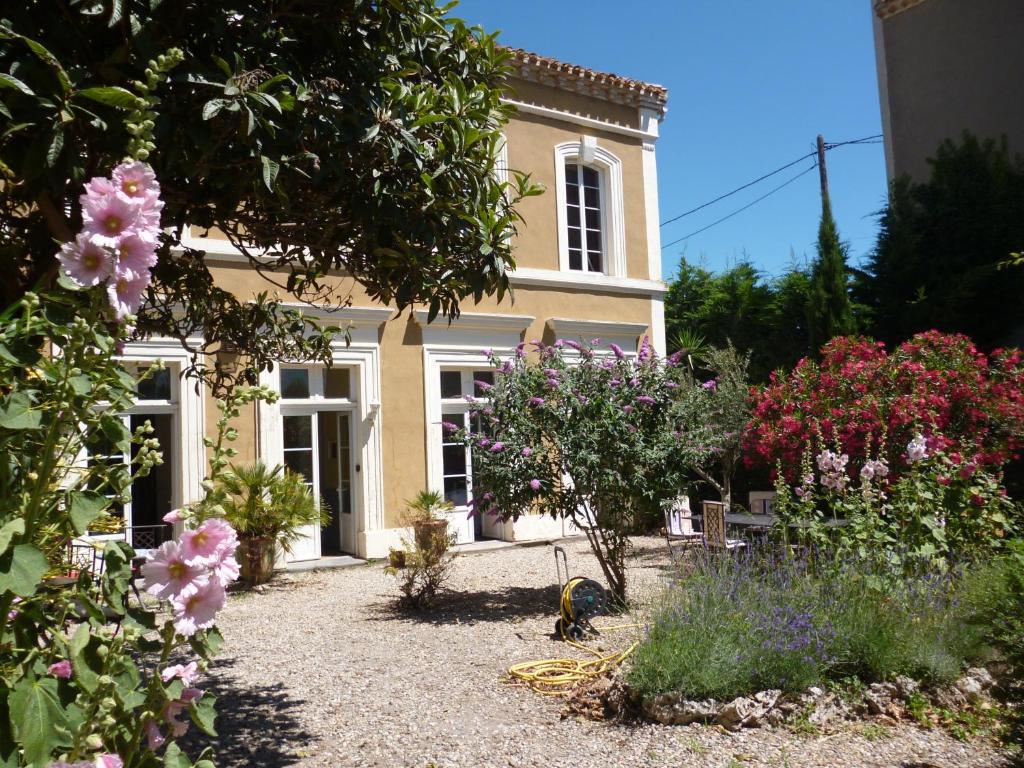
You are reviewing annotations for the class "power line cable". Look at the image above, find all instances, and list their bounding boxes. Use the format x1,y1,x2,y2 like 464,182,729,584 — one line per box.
659,133,884,228
659,151,816,227
660,162,819,251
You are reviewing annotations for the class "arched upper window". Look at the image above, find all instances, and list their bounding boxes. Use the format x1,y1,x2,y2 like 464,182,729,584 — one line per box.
554,139,625,277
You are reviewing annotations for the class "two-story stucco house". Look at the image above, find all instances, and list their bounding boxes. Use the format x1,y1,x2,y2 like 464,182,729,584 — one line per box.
113,49,669,562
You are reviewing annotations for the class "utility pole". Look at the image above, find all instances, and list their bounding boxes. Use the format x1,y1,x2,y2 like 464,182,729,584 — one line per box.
816,134,830,211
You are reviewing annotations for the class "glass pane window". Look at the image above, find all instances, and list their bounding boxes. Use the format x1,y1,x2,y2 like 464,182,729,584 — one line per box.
564,162,603,274
280,368,310,399
323,367,351,399
441,411,470,507
440,371,462,399
136,368,172,400
282,415,314,485
473,371,494,394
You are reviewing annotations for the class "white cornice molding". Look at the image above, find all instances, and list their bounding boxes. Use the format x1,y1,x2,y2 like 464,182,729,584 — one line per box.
504,99,651,141
509,267,666,297
547,317,650,340
412,310,534,334
274,302,393,327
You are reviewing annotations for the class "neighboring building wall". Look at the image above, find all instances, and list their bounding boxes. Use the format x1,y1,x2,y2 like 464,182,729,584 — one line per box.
873,0,1024,181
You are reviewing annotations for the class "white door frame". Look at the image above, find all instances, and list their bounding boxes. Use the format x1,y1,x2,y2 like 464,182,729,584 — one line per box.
117,337,207,519
258,323,385,560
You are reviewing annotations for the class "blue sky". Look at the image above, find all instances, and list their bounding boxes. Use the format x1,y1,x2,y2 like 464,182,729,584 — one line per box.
453,0,889,281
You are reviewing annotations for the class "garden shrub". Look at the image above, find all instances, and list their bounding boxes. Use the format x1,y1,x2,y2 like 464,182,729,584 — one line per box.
460,338,712,600
745,332,1024,483
962,541,1024,759
629,549,990,702
771,438,1019,564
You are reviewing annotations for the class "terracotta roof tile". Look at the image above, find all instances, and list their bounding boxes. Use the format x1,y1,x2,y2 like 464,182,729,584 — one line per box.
504,47,668,110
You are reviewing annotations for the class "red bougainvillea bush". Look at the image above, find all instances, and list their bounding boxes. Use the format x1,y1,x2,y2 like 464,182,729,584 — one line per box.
744,331,1024,483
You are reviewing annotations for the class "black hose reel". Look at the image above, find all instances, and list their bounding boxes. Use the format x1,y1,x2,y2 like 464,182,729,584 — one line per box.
553,545,608,640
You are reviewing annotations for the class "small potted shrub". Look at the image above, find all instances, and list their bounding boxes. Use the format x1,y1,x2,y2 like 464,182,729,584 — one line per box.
218,461,328,585
385,490,457,607
405,490,454,554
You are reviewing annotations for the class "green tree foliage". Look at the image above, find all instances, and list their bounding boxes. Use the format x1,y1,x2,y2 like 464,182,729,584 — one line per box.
856,135,1024,349
0,1,540,389
806,199,855,353
664,258,812,381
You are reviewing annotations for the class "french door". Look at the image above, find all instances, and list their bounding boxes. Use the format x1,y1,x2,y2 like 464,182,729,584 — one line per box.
280,408,356,561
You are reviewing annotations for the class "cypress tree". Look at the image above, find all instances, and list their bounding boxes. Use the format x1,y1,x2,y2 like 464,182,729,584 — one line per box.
806,197,855,353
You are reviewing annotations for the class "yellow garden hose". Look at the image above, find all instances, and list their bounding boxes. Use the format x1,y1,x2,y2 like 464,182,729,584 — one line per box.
506,579,641,696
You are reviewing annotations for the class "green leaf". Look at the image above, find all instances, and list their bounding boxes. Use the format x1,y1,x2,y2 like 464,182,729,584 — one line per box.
69,623,102,693
202,99,227,120
0,73,32,95
0,519,24,556
0,391,41,430
45,125,64,168
8,676,69,765
260,155,279,191
69,490,108,535
0,684,16,767
190,692,218,736
0,544,48,596
163,742,193,768
76,86,138,109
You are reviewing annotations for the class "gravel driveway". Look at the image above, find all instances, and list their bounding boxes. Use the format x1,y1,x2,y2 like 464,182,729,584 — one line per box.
189,536,1008,768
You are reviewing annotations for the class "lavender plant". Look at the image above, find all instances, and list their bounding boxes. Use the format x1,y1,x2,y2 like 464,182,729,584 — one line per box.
629,547,989,701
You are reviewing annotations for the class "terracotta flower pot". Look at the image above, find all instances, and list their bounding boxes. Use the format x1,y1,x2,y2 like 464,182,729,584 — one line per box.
388,549,407,569
237,535,276,585
412,519,450,553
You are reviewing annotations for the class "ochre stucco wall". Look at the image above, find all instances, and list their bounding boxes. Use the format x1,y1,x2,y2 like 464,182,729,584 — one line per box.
201,262,655,530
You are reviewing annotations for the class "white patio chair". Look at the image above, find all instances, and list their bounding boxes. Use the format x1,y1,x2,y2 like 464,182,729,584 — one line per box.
662,495,702,563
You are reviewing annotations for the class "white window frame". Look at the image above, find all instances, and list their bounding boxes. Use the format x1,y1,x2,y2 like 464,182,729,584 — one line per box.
554,139,625,278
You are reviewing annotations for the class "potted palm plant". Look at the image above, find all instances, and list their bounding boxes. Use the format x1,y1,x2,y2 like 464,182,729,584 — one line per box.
405,490,454,553
219,461,328,585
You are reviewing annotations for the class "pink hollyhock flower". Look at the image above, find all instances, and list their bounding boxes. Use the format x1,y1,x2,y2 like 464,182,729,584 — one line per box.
163,701,190,738
145,719,165,750
212,550,240,588
95,754,123,768
907,434,928,462
112,161,160,208
114,232,158,278
163,509,183,524
48,660,72,679
161,661,199,686
106,271,149,320
142,540,209,600
172,579,227,637
81,186,143,248
57,233,115,288
529,479,541,491
180,518,238,566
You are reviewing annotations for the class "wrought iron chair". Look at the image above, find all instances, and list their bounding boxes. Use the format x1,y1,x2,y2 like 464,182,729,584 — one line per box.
701,500,746,553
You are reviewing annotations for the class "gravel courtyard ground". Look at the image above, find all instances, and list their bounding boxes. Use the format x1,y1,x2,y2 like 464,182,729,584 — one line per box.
191,536,1009,768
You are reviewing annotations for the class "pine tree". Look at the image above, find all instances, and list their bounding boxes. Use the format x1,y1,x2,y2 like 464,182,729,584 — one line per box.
806,197,855,353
